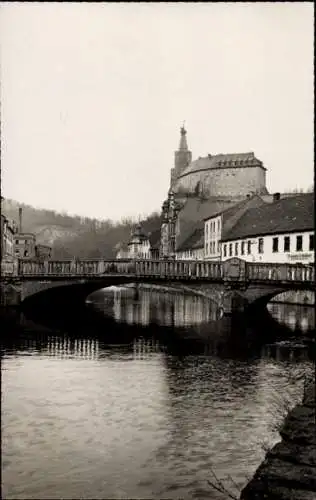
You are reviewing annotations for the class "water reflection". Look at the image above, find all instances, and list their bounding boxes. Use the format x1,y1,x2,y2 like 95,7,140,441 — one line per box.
2,286,315,499
93,286,219,327
267,302,314,333
2,332,314,500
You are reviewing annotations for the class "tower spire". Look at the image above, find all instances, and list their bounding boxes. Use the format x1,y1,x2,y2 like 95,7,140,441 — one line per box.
179,122,188,151
170,123,192,189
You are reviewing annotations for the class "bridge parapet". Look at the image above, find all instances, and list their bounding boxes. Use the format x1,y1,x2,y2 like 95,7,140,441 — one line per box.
247,262,314,283
8,258,314,285
16,259,223,280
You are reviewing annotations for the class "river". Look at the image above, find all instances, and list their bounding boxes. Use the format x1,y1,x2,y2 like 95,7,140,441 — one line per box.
2,286,314,499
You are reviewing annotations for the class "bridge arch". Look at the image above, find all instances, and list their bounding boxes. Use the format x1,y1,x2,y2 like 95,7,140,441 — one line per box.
244,284,315,311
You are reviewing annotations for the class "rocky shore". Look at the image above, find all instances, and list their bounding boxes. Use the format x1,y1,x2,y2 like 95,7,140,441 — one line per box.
240,380,316,500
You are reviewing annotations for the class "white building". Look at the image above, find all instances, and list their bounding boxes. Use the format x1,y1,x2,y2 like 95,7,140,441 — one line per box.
116,225,161,260
204,194,267,260
221,193,314,264
128,225,151,259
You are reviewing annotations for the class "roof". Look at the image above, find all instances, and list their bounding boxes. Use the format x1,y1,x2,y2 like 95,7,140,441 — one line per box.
177,224,204,252
203,194,264,222
222,193,314,241
175,196,243,250
178,152,265,178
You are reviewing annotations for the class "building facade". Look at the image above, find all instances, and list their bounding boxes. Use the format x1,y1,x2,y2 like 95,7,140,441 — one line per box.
116,226,161,260
204,215,222,260
128,225,151,259
1,214,17,259
222,231,314,264
204,194,267,261
221,193,314,264
14,233,36,259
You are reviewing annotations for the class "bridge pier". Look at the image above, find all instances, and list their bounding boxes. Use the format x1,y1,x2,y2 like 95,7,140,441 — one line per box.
221,286,248,316
0,282,22,307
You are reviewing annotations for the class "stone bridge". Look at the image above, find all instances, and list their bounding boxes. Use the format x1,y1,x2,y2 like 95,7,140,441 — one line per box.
2,258,314,315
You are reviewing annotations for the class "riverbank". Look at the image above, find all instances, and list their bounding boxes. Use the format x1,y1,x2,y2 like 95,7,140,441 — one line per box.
240,380,316,499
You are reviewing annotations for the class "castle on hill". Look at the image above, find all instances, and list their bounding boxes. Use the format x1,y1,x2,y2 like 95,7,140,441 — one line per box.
160,126,269,258
117,125,313,265
170,125,268,200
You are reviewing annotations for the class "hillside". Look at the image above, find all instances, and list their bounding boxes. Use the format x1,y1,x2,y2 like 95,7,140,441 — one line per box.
2,199,162,259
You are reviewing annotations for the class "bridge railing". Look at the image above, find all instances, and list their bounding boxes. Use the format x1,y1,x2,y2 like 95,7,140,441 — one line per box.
15,258,315,284
17,258,223,280
246,262,315,283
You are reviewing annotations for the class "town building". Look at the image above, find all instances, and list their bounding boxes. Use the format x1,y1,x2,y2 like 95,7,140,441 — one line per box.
203,194,267,260
1,214,17,260
221,193,314,264
14,233,36,259
116,225,161,260
128,224,151,259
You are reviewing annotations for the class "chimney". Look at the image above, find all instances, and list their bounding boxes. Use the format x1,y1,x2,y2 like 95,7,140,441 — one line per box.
18,207,23,233
273,192,281,202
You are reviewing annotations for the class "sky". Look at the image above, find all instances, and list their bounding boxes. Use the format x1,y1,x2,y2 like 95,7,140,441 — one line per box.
0,2,314,221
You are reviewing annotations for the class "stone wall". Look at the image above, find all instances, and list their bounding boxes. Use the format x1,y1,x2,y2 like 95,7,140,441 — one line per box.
174,165,267,198
240,380,316,499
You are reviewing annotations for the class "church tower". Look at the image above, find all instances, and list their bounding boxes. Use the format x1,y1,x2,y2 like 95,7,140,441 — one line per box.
170,124,192,189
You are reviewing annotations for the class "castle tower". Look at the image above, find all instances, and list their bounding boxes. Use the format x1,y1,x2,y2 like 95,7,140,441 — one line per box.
170,124,192,188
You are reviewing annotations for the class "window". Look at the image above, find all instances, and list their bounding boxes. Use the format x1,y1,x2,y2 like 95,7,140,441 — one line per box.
284,236,290,252
229,243,233,256
296,235,303,251
217,219,220,232
224,244,227,257
258,238,264,254
15,239,19,244
235,242,238,256
247,241,251,255
272,237,279,253
309,234,314,251
217,242,220,253
24,250,28,257
241,241,245,255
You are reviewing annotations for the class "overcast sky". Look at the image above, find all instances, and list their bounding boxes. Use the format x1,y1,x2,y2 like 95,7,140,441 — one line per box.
1,2,313,221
